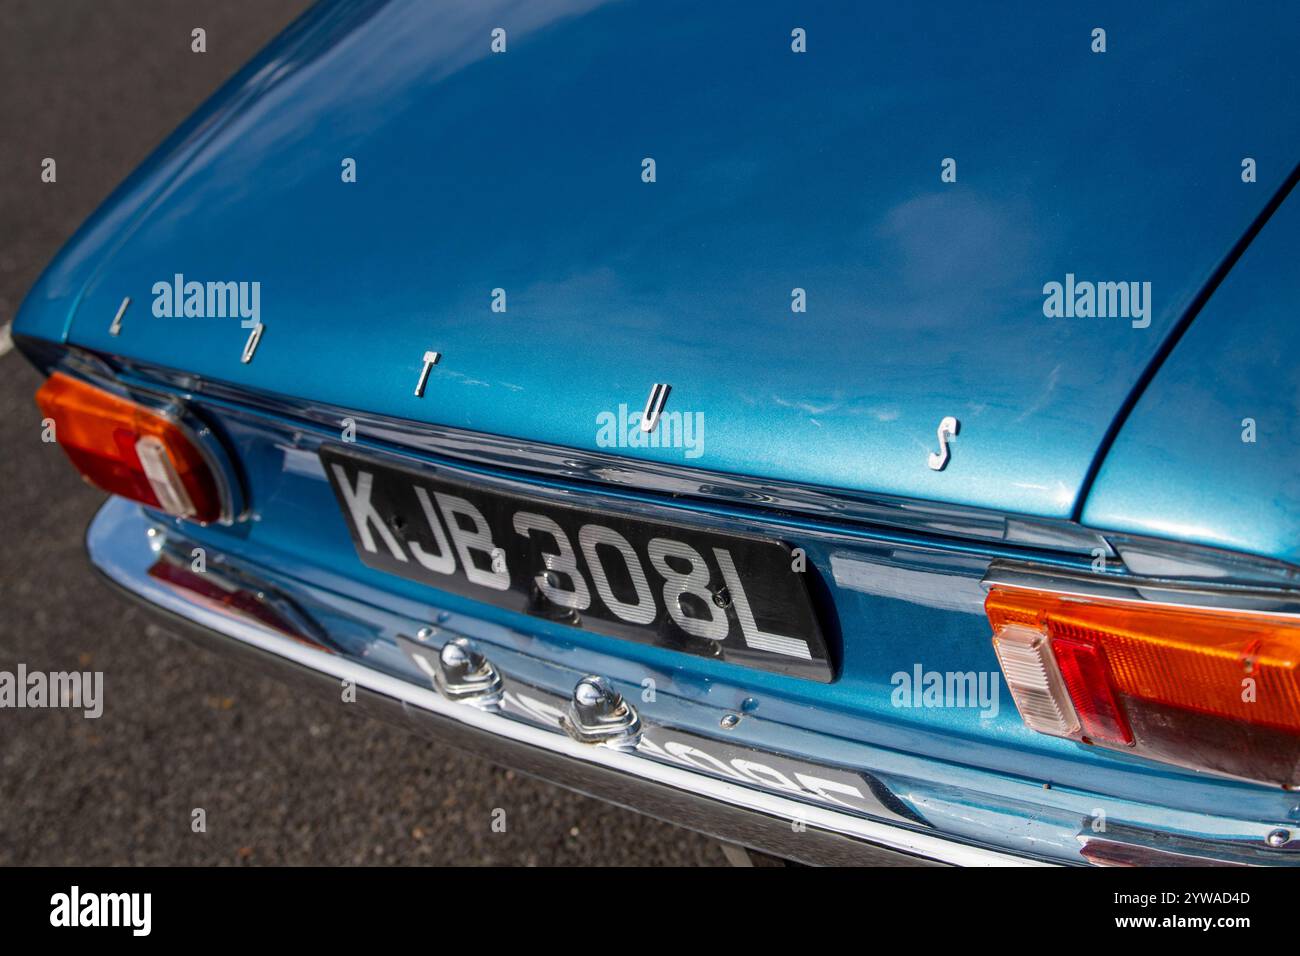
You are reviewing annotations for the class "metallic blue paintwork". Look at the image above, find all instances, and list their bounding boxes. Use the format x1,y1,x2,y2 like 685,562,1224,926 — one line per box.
1083,189,1300,565
16,0,1300,520
15,0,1300,859
113,376,1298,834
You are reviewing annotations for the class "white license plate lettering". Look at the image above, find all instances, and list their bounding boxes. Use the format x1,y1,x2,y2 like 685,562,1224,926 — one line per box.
322,449,831,681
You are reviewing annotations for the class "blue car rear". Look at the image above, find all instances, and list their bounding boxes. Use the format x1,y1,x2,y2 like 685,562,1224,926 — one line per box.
14,0,1300,865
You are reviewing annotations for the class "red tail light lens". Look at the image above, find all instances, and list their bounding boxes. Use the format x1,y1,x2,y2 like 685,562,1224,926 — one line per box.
987,585,1300,786
35,372,224,523
1050,636,1133,746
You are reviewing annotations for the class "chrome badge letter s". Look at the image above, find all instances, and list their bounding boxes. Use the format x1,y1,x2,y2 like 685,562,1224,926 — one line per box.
927,416,959,471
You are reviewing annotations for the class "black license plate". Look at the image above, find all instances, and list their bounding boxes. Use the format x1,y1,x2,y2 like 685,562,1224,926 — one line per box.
321,446,832,681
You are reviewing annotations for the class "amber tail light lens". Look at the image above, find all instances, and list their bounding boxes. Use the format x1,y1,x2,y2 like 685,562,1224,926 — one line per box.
35,372,224,523
987,586,1300,787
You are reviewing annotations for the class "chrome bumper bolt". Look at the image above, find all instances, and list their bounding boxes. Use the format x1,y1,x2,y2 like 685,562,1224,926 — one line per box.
563,675,641,747
1266,828,1291,848
434,637,503,704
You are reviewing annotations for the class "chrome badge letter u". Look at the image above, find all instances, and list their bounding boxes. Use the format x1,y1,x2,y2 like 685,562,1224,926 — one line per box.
640,383,671,433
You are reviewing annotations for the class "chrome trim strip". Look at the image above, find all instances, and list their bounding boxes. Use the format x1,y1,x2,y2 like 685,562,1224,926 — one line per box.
84,349,1113,555
1078,818,1300,867
982,559,1300,616
21,339,1300,589
88,497,1038,867
166,407,247,526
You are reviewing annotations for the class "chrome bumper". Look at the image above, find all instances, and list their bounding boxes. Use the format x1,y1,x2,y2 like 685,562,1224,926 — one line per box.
86,497,1300,866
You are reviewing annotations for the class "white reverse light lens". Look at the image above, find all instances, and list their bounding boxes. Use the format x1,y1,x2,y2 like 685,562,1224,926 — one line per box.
135,435,197,517
992,623,1079,738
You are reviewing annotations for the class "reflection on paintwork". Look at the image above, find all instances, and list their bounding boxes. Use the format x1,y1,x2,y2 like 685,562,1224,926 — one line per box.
16,0,1300,520
1084,191,1300,566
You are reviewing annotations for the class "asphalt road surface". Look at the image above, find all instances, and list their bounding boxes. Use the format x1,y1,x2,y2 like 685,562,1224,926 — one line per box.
0,0,726,866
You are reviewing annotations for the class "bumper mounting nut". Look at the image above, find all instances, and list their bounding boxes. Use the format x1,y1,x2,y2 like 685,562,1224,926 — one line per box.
562,675,642,748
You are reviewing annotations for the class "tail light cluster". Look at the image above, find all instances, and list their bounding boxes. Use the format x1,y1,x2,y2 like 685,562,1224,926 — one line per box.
35,372,229,524
988,585,1300,787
